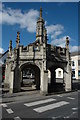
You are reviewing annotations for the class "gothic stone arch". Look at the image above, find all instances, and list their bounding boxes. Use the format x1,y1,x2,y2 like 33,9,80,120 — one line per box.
20,62,40,89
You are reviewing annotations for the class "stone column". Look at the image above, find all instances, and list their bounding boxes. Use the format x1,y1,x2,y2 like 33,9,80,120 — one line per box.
64,37,72,91
64,66,72,91
4,63,14,93
9,71,14,93
40,69,48,95
13,68,21,92
21,71,23,86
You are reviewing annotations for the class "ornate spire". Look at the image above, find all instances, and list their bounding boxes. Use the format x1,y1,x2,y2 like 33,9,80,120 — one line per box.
66,36,69,49
43,28,47,44
36,7,46,44
40,7,42,18
9,40,12,52
44,29,47,36
16,31,20,48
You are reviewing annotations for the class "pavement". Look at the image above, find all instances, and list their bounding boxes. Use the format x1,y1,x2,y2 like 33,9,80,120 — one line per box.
0,79,79,104
0,85,80,120
1,90,41,103
1,90,79,120
0,85,78,104
0,88,78,103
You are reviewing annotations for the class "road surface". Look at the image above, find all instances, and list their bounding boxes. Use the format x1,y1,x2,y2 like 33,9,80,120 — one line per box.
1,91,79,119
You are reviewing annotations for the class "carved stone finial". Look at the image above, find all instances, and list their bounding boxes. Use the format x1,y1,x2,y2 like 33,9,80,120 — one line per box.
9,40,12,52
16,31,20,43
66,36,69,49
40,7,42,18
66,37,69,45
44,29,47,35
16,31,20,48
9,40,12,47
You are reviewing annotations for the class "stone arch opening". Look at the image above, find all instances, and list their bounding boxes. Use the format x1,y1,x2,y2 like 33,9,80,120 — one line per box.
48,65,65,93
20,63,40,91
55,68,63,82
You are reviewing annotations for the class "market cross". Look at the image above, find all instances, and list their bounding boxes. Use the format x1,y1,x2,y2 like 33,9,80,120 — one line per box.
4,8,72,95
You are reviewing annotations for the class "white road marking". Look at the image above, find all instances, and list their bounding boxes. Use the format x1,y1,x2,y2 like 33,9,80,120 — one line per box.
57,95,63,97
14,116,22,120
73,112,77,114
6,109,14,114
64,116,70,118
52,116,62,119
69,111,77,118
24,98,56,107
1,104,7,108
33,101,69,113
72,107,78,110
67,97,75,100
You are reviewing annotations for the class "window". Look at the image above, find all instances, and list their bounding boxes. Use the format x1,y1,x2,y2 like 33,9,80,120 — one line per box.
72,61,75,66
58,71,61,77
78,60,80,66
72,71,75,78
78,70,80,76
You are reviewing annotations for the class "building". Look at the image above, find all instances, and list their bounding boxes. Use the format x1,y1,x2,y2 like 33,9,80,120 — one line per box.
56,51,80,80
0,50,9,64
0,50,8,86
4,8,72,94
71,51,80,80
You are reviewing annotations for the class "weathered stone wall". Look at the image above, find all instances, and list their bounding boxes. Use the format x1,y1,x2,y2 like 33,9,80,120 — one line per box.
4,63,14,93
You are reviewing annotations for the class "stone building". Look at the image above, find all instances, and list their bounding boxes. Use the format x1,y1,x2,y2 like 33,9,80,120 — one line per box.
71,51,80,80
0,50,8,86
4,8,72,94
55,51,80,80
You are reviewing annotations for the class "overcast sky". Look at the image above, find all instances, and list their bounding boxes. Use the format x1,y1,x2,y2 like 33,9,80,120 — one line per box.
0,2,79,53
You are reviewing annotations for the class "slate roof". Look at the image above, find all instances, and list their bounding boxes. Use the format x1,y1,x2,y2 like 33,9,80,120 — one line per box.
71,51,80,56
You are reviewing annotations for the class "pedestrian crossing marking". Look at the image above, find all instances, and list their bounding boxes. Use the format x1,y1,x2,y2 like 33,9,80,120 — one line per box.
52,116,62,119
6,108,14,114
67,97,75,100
33,101,69,113
14,116,22,120
24,98,56,107
72,107,78,110
64,116,70,118
57,95,63,97
1,104,7,108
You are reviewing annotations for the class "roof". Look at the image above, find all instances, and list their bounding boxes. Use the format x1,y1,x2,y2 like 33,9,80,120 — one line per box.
71,51,80,56
0,50,9,59
47,44,67,63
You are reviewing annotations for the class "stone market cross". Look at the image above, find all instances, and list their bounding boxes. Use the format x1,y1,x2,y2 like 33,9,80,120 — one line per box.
4,8,72,95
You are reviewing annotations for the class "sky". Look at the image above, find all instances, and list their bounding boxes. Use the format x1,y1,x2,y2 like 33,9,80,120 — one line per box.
0,2,79,53
1,0,79,2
